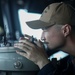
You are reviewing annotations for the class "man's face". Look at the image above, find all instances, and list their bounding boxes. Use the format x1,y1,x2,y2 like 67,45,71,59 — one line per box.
41,25,66,50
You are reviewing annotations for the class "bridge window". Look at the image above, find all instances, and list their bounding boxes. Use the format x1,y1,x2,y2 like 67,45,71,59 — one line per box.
18,9,42,39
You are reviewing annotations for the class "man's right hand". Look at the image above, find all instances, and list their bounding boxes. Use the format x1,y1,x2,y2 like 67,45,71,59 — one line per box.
14,34,50,69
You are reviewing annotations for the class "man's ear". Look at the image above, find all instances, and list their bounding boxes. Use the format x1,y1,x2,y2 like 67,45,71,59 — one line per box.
61,24,71,37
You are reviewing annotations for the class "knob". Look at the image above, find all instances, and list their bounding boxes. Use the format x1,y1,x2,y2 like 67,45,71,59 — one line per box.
14,61,23,69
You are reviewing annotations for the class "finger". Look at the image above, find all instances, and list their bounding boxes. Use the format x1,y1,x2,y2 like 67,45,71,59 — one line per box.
19,39,34,47
33,39,41,47
34,40,43,47
19,37,25,40
16,50,27,57
24,34,32,38
19,42,32,50
19,34,31,41
24,34,32,40
14,43,30,53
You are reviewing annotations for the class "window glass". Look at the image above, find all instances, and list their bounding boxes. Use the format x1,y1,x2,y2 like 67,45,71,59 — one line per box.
18,9,42,39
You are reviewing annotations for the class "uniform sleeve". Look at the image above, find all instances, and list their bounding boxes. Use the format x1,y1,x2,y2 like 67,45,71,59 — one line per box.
37,62,56,75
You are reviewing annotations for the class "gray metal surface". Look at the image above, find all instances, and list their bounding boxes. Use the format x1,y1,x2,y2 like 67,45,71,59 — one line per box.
0,47,39,71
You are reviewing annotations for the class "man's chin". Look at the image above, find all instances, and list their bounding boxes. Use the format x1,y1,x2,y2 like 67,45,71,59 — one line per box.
48,46,60,51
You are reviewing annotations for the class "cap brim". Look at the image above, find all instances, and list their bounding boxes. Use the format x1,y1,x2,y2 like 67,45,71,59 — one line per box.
26,20,50,29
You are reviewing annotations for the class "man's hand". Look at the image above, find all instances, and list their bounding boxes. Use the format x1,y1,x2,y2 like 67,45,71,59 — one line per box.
14,34,50,69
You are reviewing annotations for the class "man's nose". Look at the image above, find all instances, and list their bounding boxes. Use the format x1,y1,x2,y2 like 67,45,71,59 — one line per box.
41,31,46,41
